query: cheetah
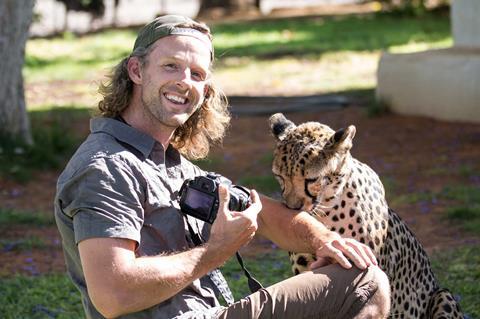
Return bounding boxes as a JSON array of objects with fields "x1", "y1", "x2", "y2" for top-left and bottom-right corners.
[{"x1": 269, "y1": 113, "x2": 463, "y2": 319}]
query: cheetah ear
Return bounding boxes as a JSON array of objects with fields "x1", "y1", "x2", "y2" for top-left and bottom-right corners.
[
  {"x1": 326, "y1": 125, "x2": 356, "y2": 153},
  {"x1": 269, "y1": 113, "x2": 296, "y2": 141}
]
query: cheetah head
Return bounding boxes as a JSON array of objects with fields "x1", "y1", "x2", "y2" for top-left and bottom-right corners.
[{"x1": 269, "y1": 113, "x2": 356, "y2": 210}]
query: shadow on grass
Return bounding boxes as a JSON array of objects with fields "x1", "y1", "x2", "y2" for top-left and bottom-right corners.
[{"x1": 227, "y1": 88, "x2": 377, "y2": 117}]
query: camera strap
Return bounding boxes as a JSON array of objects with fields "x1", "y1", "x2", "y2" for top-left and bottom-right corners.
[
  {"x1": 235, "y1": 251, "x2": 264, "y2": 293},
  {"x1": 184, "y1": 217, "x2": 264, "y2": 305},
  {"x1": 185, "y1": 218, "x2": 235, "y2": 305}
]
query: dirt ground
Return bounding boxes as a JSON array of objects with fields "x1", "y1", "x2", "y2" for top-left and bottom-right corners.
[{"x1": 1, "y1": 95, "x2": 479, "y2": 276}]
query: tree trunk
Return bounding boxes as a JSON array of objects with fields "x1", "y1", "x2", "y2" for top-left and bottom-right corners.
[{"x1": 0, "y1": 0, "x2": 34, "y2": 144}]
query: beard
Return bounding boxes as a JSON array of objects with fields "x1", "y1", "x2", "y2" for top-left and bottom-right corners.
[{"x1": 141, "y1": 85, "x2": 202, "y2": 130}]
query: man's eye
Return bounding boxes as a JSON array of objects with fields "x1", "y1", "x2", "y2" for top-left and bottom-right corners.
[
  {"x1": 192, "y1": 71, "x2": 205, "y2": 81},
  {"x1": 164, "y1": 63, "x2": 177, "y2": 70}
]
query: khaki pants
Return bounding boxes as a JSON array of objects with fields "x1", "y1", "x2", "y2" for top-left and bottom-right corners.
[{"x1": 215, "y1": 264, "x2": 385, "y2": 319}]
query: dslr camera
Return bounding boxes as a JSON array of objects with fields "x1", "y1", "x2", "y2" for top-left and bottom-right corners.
[{"x1": 178, "y1": 173, "x2": 251, "y2": 224}]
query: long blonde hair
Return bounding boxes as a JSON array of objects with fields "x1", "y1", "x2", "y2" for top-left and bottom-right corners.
[{"x1": 97, "y1": 23, "x2": 230, "y2": 160}]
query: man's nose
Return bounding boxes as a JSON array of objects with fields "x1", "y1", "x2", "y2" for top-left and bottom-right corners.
[{"x1": 175, "y1": 69, "x2": 193, "y2": 89}]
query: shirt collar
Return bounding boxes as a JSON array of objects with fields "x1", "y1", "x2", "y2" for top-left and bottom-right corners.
[{"x1": 90, "y1": 117, "x2": 181, "y2": 165}]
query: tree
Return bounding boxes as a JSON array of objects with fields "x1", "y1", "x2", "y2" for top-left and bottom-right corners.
[
  {"x1": 0, "y1": 0, "x2": 35, "y2": 145},
  {"x1": 197, "y1": 0, "x2": 261, "y2": 18}
]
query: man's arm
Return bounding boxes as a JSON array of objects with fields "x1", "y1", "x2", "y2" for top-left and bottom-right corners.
[
  {"x1": 256, "y1": 194, "x2": 377, "y2": 269},
  {"x1": 79, "y1": 237, "x2": 219, "y2": 318},
  {"x1": 78, "y1": 187, "x2": 261, "y2": 318}
]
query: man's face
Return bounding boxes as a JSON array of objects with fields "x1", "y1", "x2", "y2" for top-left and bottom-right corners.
[{"x1": 137, "y1": 35, "x2": 211, "y2": 129}]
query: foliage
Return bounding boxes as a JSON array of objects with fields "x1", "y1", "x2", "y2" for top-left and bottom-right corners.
[{"x1": 366, "y1": 98, "x2": 391, "y2": 117}]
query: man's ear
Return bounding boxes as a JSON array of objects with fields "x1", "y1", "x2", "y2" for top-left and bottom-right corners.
[
  {"x1": 127, "y1": 57, "x2": 143, "y2": 85},
  {"x1": 204, "y1": 84, "x2": 210, "y2": 98}
]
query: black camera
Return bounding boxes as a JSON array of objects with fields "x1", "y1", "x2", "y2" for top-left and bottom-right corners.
[{"x1": 178, "y1": 173, "x2": 251, "y2": 224}]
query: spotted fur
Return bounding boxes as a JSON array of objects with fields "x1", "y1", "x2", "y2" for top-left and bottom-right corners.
[{"x1": 269, "y1": 113, "x2": 463, "y2": 319}]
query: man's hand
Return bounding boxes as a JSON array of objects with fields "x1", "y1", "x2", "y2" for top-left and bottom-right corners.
[
  {"x1": 309, "y1": 233, "x2": 378, "y2": 270},
  {"x1": 207, "y1": 185, "x2": 262, "y2": 257}
]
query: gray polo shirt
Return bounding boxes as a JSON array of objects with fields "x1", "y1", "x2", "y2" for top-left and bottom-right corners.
[{"x1": 54, "y1": 117, "x2": 225, "y2": 318}]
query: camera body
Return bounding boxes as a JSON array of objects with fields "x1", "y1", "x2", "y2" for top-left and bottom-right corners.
[{"x1": 178, "y1": 173, "x2": 251, "y2": 224}]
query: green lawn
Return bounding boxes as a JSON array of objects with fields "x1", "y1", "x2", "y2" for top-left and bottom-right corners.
[
  {"x1": 24, "y1": 11, "x2": 451, "y2": 102},
  {"x1": 1, "y1": 246, "x2": 478, "y2": 318}
]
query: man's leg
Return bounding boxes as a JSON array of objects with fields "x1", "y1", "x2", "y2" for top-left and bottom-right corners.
[{"x1": 215, "y1": 264, "x2": 390, "y2": 319}]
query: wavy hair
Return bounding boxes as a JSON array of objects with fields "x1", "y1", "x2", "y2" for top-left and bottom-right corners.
[{"x1": 97, "y1": 22, "x2": 230, "y2": 160}]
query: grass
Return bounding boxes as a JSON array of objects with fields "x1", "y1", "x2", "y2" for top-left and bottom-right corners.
[
  {"x1": 388, "y1": 184, "x2": 480, "y2": 235},
  {"x1": 0, "y1": 209, "x2": 54, "y2": 227},
  {"x1": 0, "y1": 107, "x2": 88, "y2": 181},
  {"x1": 237, "y1": 174, "x2": 280, "y2": 195},
  {"x1": 430, "y1": 246, "x2": 480, "y2": 318},
  {"x1": 0, "y1": 246, "x2": 477, "y2": 318},
  {"x1": 24, "y1": 10, "x2": 451, "y2": 102},
  {"x1": 0, "y1": 274, "x2": 84, "y2": 319},
  {"x1": 212, "y1": 12, "x2": 450, "y2": 59},
  {"x1": 0, "y1": 236, "x2": 47, "y2": 252},
  {"x1": 221, "y1": 249, "x2": 291, "y2": 300},
  {"x1": 25, "y1": 30, "x2": 136, "y2": 82}
]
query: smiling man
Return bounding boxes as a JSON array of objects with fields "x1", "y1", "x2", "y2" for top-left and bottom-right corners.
[{"x1": 54, "y1": 15, "x2": 390, "y2": 319}]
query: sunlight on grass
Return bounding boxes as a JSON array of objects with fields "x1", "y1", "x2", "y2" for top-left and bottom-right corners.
[
  {"x1": 25, "y1": 11, "x2": 452, "y2": 108},
  {"x1": 389, "y1": 37, "x2": 452, "y2": 53},
  {"x1": 25, "y1": 30, "x2": 135, "y2": 82},
  {"x1": 214, "y1": 51, "x2": 380, "y2": 95}
]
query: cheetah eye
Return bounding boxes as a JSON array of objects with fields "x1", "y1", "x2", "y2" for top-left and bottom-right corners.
[{"x1": 304, "y1": 177, "x2": 319, "y2": 199}]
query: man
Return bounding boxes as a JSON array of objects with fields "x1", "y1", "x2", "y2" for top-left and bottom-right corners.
[{"x1": 55, "y1": 15, "x2": 390, "y2": 319}]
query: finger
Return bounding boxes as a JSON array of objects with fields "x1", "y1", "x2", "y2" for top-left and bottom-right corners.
[
  {"x1": 218, "y1": 184, "x2": 230, "y2": 212},
  {"x1": 249, "y1": 189, "x2": 260, "y2": 204},
  {"x1": 362, "y1": 244, "x2": 378, "y2": 266},
  {"x1": 242, "y1": 190, "x2": 262, "y2": 220},
  {"x1": 320, "y1": 245, "x2": 352, "y2": 269},
  {"x1": 334, "y1": 241, "x2": 367, "y2": 270},
  {"x1": 346, "y1": 240, "x2": 373, "y2": 267}
]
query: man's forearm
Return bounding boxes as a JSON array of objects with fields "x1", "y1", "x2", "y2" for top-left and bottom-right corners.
[
  {"x1": 79, "y1": 238, "x2": 226, "y2": 318},
  {"x1": 257, "y1": 194, "x2": 336, "y2": 253},
  {"x1": 118, "y1": 246, "x2": 221, "y2": 313}
]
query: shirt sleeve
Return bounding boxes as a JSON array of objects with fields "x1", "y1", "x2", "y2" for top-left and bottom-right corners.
[{"x1": 58, "y1": 155, "x2": 145, "y2": 245}]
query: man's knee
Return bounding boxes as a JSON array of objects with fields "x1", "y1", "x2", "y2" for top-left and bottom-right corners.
[{"x1": 354, "y1": 266, "x2": 391, "y2": 319}]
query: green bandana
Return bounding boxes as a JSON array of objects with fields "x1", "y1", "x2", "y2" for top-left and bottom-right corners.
[{"x1": 133, "y1": 15, "x2": 213, "y2": 60}]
